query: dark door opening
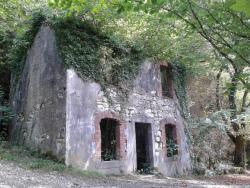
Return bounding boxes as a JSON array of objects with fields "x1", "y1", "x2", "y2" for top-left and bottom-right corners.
[{"x1": 135, "y1": 123, "x2": 153, "y2": 173}]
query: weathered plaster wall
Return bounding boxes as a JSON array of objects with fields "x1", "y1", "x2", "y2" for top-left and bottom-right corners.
[
  {"x1": 66, "y1": 60, "x2": 191, "y2": 176},
  {"x1": 65, "y1": 69, "x2": 100, "y2": 169},
  {"x1": 11, "y1": 25, "x2": 66, "y2": 160}
]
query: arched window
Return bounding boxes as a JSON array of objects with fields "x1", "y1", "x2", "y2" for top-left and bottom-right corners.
[
  {"x1": 100, "y1": 118, "x2": 119, "y2": 161},
  {"x1": 165, "y1": 124, "x2": 178, "y2": 157},
  {"x1": 160, "y1": 65, "x2": 173, "y2": 98}
]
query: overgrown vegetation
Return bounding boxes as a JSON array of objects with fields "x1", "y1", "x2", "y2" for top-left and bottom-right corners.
[
  {"x1": 8, "y1": 12, "x2": 145, "y2": 100},
  {"x1": 53, "y1": 17, "x2": 144, "y2": 93},
  {"x1": 166, "y1": 139, "x2": 178, "y2": 158},
  {"x1": 171, "y1": 62, "x2": 189, "y2": 117},
  {"x1": 9, "y1": 11, "x2": 187, "y2": 108},
  {"x1": 0, "y1": 141, "x2": 103, "y2": 177},
  {"x1": 0, "y1": 0, "x2": 48, "y2": 94}
]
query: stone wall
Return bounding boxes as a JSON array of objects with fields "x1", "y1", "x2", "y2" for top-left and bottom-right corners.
[
  {"x1": 66, "y1": 60, "x2": 191, "y2": 176},
  {"x1": 10, "y1": 25, "x2": 66, "y2": 160}
]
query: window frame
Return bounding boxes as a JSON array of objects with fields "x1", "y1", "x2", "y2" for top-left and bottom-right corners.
[
  {"x1": 93, "y1": 111, "x2": 127, "y2": 161},
  {"x1": 100, "y1": 118, "x2": 119, "y2": 161},
  {"x1": 159, "y1": 64, "x2": 174, "y2": 98},
  {"x1": 164, "y1": 124, "x2": 178, "y2": 157}
]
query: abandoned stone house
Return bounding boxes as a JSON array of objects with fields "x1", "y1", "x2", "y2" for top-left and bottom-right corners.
[{"x1": 10, "y1": 24, "x2": 191, "y2": 176}]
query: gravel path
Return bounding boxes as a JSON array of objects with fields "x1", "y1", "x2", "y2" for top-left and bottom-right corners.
[{"x1": 0, "y1": 161, "x2": 250, "y2": 188}]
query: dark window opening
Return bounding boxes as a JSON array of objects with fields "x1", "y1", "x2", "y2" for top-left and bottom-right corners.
[
  {"x1": 165, "y1": 124, "x2": 178, "y2": 157},
  {"x1": 100, "y1": 118, "x2": 118, "y2": 161},
  {"x1": 135, "y1": 123, "x2": 153, "y2": 174},
  {"x1": 160, "y1": 65, "x2": 173, "y2": 98}
]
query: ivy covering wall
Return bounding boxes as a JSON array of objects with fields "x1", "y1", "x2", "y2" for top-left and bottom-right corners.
[
  {"x1": 54, "y1": 17, "x2": 145, "y2": 93},
  {"x1": 9, "y1": 12, "x2": 189, "y2": 115}
]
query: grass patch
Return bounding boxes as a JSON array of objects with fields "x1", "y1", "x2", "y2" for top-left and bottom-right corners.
[
  {"x1": 0, "y1": 141, "x2": 66, "y2": 171},
  {"x1": 0, "y1": 141, "x2": 104, "y2": 178}
]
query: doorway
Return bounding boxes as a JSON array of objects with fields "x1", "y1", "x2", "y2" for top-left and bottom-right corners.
[{"x1": 135, "y1": 123, "x2": 153, "y2": 173}]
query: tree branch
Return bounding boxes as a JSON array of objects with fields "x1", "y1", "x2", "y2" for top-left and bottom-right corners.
[
  {"x1": 215, "y1": 66, "x2": 236, "y2": 142},
  {"x1": 162, "y1": 6, "x2": 237, "y2": 67},
  {"x1": 226, "y1": 129, "x2": 236, "y2": 143},
  {"x1": 186, "y1": 0, "x2": 250, "y2": 66},
  {"x1": 228, "y1": 69, "x2": 241, "y2": 132},
  {"x1": 196, "y1": 4, "x2": 250, "y2": 39},
  {"x1": 216, "y1": 67, "x2": 223, "y2": 111},
  {"x1": 241, "y1": 89, "x2": 249, "y2": 113}
]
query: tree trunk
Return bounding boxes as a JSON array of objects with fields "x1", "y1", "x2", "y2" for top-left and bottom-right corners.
[{"x1": 234, "y1": 135, "x2": 246, "y2": 167}]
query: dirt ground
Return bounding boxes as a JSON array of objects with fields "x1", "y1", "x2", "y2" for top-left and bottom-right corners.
[{"x1": 0, "y1": 161, "x2": 250, "y2": 188}]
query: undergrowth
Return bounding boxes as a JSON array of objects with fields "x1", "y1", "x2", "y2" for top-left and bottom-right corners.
[{"x1": 0, "y1": 141, "x2": 104, "y2": 178}]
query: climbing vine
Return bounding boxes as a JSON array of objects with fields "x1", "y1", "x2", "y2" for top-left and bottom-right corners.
[
  {"x1": 9, "y1": 12, "x2": 144, "y2": 99},
  {"x1": 9, "y1": 12, "x2": 189, "y2": 112},
  {"x1": 53, "y1": 17, "x2": 144, "y2": 93},
  {"x1": 171, "y1": 61, "x2": 194, "y2": 153},
  {"x1": 171, "y1": 62, "x2": 189, "y2": 118}
]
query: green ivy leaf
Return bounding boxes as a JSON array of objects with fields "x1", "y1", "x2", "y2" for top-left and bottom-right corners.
[
  {"x1": 231, "y1": 0, "x2": 250, "y2": 16},
  {"x1": 152, "y1": 0, "x2": 157, "y2": 5}
]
